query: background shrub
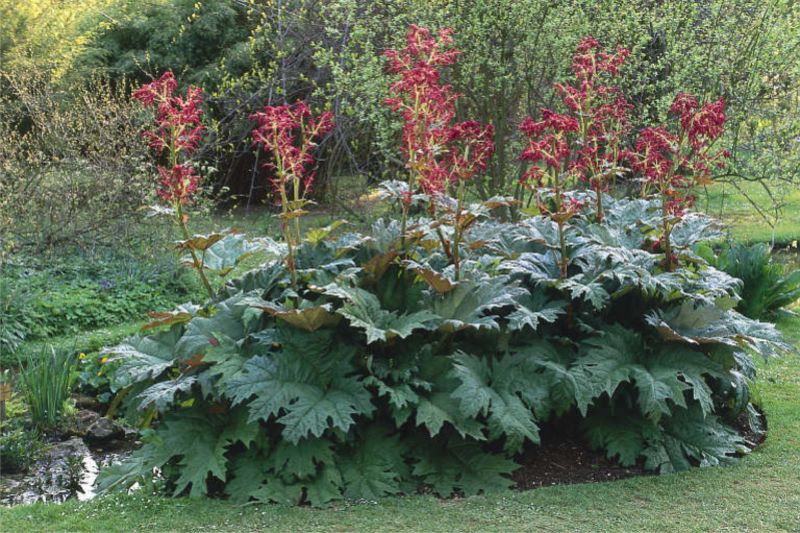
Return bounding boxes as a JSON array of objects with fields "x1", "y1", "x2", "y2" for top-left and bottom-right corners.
[
  {"x1": 0, "y1": 69, "x2": 155, "y2": 251},
  {"x1": 2, "y1": 1, "x2": 797, "y2": 217}
]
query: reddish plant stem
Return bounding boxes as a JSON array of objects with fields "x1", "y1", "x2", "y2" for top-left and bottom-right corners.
[
  {"x1": 558, "y1": 220, "x2": 568, "y2": 279},
  {"x1": 175, "y1": 201, "x2": 214, "y2": 298}
]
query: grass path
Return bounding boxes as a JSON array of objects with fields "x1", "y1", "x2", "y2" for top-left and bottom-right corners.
[{"x1": 2, "y1": 316, "x2": 798, "y2": 532}]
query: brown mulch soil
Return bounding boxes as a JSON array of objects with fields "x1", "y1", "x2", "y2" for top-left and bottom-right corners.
[
  {"x1": 511, "y1": 406, "x2": 768, "y2": 491},
  {"x1": 512, "y1": 438, "x2": 645, "y2": 490},
  {"x1": 733, "y1": 406, "x2": 768, "y2": 448}
]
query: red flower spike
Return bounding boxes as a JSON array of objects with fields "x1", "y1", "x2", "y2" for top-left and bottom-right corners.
[
  {"x1": 157, "y1": 164, "x2": 201, "y2": 204},
  {"x1": 132, "y1": 72, "x2": 177, "y2": 107},
  {"x1": 384, "y1": 24, "x2": 493, "y2": 199},
  {"x1": 626, "y1": 91, "x2": 728, "y2": 229},
  {"x1": 519, "y1": 35, "x2": 632, "y2": 211},
  {"x1": 249, "y1": 102, "x2": 334, "y2": 206},
  {"x1": 134, "y1": 71, "x2": 206, "y2": 205}
]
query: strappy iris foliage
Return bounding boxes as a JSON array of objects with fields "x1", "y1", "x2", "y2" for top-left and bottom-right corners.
[
  {"x1": 98, "y1": 193, "x2": 788, "y2": 505},
  {"x1": 705, "y1": 242, "x2": 800, "y2": 319}
]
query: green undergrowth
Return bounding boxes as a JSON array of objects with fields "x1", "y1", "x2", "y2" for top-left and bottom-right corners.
[
  {"x1": 0, "y1": 250, "x2": 204, "y2": 360},
  {"x1": 1, "y1": 315, "x2": 796, "y2": 533},
  {"x1": 17, "y1": 322, "x2": 147, "y2": 356}
]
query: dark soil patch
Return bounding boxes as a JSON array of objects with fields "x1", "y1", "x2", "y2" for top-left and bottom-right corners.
[
  {"x1": 732, "y1": 405, "x2": 768, "y2": 449},
  {"x1": 511, "y1": 406, "x2": 769, "y2": 491},
  {"x1": 512, "y1": 438, "x2": 645, "y2": 490},
  {"x1": 510, "y1": 418, "x2": 647, "y2": 490}
]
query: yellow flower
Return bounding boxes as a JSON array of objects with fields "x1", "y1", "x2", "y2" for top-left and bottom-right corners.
[
  {"x1": 100, "y1": 357, "x2": 108, "y2": 364},
  {"x1": 358, "y1": 190, "x2": 383, "y2": 204},
  {"x1": 79, "y1": 352, "x2": 86, "y2": 360}
]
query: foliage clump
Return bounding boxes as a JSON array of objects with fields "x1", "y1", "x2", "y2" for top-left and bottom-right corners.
[
  {"x1": 16, "y1": 346, "x2": 77, "y2": 431},
  {"x1": 99, "y1": 192, "x2": 787, "y2": 504},
  {"x1": 705, "y1": 242, "x2": 800, "y2": 320}
]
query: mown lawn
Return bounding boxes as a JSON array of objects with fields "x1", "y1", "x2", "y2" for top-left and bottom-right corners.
[
  {"x1": 2, "y1": 313, "x2": 798, "y2": 533},
  {"x1": 701, "y1": 181, "x2": 800, "y2": 244}
]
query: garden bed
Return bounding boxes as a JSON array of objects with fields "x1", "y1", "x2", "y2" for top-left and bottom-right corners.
[{"x1": 1, "y1": 17, "x2": 798, "y2": 525}]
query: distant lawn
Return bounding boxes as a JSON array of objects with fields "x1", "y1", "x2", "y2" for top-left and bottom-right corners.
[
  {"x1": 192, "y1": 177, "x2": 800, "y2": 246},
  {"x1": 2, "y1": 314, "x2": 798, "y2": 533},
  {"x1": 700, "y1": 180, "x2": 800, "y2": 244}
]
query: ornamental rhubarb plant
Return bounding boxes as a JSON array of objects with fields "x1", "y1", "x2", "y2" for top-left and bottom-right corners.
[
  {"x1": 250, "y1": 102, "x2": 334, "y2": 291},
  {"x1": 99, "y1": 29, "x2": 774, "y2": 509},
  {"x1": 519, "y1": 37, "x2": 631, "y2": 277},
  {"x1": 383, "y1": 24, "x2": 494, "y2": 274},
  {"x1": 625, "y1": 93, "x2": 729, "y2": 271},
  {"x1": 98, "y1": 194, "x2": 788, "y2": 504},
  {"x1": 133, "y1": 72, "x2": 214, "y2": 298}
]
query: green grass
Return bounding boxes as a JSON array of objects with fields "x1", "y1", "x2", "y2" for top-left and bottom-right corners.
[
  {"x1": 700, "y1": 181, "x2": 800, "y2": 244},
  {"x1": 2, "y1": 315, "x2": 798, "y2": 532},
  {"x1": 19, "y1": 322, "x2": 146, "y2": 355},
  {"x1": 2, "y1": 322, "x2": 147, "y2": 369}
]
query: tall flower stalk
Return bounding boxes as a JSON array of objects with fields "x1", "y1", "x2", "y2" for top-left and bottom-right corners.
[
  {"x1": 446, "y1": 120, "x2": 494, "y2": 278},
  {"x1": 518, "y1": 37, "x2": 728, "y2": 274},
  {"x1": 558, "y1": 37, "x2": 631, "y2": 222},
  {"x1": 626, "y1": 93, "x2": 728, "y2": 271},
  {"x1": 384, "y1": 24, "x2": 493, "y2": 276},
  {"x1": 519, "y1": 37, "x2": 631, "y2": 277},
  {"x1": 250, "y1": 102, "x2": 334, "y2": 291},
  {"x1": 519, "y1": 110, "x2": 583, "y2": 278},
  {"x1": 133, "y1": 72, "x2": 214, "y2": 298}
]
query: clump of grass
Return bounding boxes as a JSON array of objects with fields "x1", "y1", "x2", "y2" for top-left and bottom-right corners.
[{"x1": 17, "y1": 346, "x2": 77, "y2": 431}]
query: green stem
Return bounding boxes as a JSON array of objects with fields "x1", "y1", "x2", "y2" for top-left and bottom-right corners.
[
  {"x1": 435, "y1": 225, "x2": 452, "y2": 261},
  {"x1": 141, "y1": 405, "x2": 157, "y2": 429},
  {"x1": 105, "y1": 385, "x2": 131, "y2": 420},
  {"x1": 662, "y1": 201, "x2": 673, "y2": 272},
  {"x1": 278, "y1": 181, "x2": 298, "y2": 295},
  {"x1": 176, "y1": 202, "x2": 214, "y2": 298},
  {"x1": 292, "y1": 169, "x2": 302, "y2": 244},
  {"x1": 558, "y1": 220, "x2": 568, "y2": 279},
  {"x1": 453, "y1": 179, "x2": 466, "y2": 281},
  {"x1": 596, "y1": 190, "x2": 604, "y2": 223},
  {"x1": 284, "y1": 221, "x2": 298, "y2": 293},
  {"x1": 400, "y1": 204, "x2": 408, "y2": 252}
]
